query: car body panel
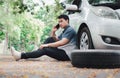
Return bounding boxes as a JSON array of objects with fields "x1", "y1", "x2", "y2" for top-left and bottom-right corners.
[{"x1": 61, "y1": 0, "x2": 120, "y2": 49}]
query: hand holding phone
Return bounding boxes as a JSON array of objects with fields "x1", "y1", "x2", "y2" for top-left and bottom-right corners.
[{"x1": 55, "y1": 24, "x2": 60, "y2": 29}]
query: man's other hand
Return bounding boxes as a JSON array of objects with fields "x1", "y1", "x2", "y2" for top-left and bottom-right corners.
[
  {"x1": 52, "y1": 26, "x2": 58, "y2": 33},
  {"x1": 40, "y1": 44, "x2": 49, "y2": 49}
]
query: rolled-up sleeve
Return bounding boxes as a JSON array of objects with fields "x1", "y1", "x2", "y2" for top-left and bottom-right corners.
[{"x1": 62, "y1": 29, "x2": 74, "y2": 40}]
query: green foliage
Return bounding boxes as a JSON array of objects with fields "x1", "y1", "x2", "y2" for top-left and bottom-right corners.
[
  {"x1": 12, "y1": 0, "x2": 27, "y2": 14},
  {"x1": 0, "y1": 0, "x2": 64, "y2": 52},
  {"x1": 0, "y1": 22, "x2": 4, "y2": 31},
  {"x1": 40, "y1": 26, "x2": 51, "y2": 43},
  {"x1": 35, "y1": 0, "x2": 64, "y2": 43},
  {"x1": 0, "y1": 32, "x2": 5, "y2": 41},
  {"x1": 19, "y1": 20, "x2": 34, "y2": 51},
  {"x1": 6, "y1": 14, "x2": 43, "y2": 52},
  {"x1": 0, "y1": 0, "x2": 4, "y2": 5},
  {"x1": 0, "y1": 0, "x2": 43, "y2": 52},
  {"x1": 0, "y1": 22, "x2": 5, "y2": 42}
]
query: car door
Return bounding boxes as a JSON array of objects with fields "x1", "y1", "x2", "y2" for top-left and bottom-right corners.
[{"x1": 68, "y1": 0, "x2": 83, "y2": 32}]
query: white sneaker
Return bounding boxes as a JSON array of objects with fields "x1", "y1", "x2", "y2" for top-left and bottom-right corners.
[{"x1": 11, "y1": 47, "x2": 21, "y2": 61}]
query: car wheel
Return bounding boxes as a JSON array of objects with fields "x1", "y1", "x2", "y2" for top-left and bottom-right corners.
[
  {"x1": 71, "y1": 50, "x2": 120, "y2": 68},
  {"x1": 78, "y1": 27, "x2": 94, "y2": 49}
]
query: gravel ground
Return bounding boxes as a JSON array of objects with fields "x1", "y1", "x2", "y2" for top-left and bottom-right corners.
[{"x1": 0, "y1": 55, "x2": 120, "y2": 78}]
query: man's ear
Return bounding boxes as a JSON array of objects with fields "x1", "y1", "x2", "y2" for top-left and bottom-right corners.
[{"x1": 66, "y1": 19, "x2": 69, "y2": 23}]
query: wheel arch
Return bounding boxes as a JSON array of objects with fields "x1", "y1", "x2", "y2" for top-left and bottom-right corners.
[
  {"x1": 77, "y1": 23, "x2": 88, "y2": 36},
  {"x1": 77, "y1": 23, "x2": 94, "y2": 49},
  {"x1": 77, "y1": 23, "x2": 89, "y2": 40}
]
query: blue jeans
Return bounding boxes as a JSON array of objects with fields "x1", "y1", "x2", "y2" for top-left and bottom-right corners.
[{"x1": 21, "y1": 37, "x2": 70, "y2": 61}]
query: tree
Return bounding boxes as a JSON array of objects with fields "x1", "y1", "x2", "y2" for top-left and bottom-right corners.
[
  {"x1": 0, "y1": 0, "x2": 64, "y2": 53},
  {"x1": 0, "y1": 0, "x2": 44, "y2": 53},
  {"x1": 35, "y1": 0, "x2": 64, "y2": 43}
]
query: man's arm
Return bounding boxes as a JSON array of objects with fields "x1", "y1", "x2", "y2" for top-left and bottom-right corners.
[{"x1": 50, "y1": 26, "x2": 59, "y2": 41}]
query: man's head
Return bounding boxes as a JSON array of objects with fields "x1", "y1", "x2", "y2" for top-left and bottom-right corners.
[{"x1": 57, "y1": 15, "x2": 69, "y2": 28}]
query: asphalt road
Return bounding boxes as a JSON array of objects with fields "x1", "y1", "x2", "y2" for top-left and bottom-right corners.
[{"x1": 0, "y1": 55, "x2": 120, "y2": 78}]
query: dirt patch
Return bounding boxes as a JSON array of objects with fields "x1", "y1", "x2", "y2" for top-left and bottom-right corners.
[{"x1": 0, "y1": 55, "x2": 120, "y2": 78}]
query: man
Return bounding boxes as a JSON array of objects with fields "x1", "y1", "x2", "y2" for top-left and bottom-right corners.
[{"x1": 11, "y1": 14, "x2": 77, "y2": 61}]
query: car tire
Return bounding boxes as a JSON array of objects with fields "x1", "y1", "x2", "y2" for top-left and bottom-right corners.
[
  {"x1": 78, "y1": 27, "x2": 94, "y2": 49},
  {"x1": 71, "y1": 50, "x2": 120, "y2": 68}
]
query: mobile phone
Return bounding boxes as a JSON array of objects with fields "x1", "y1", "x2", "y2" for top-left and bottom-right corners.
[{"x1": 55, "y1": 24, "x2": 60, "y2": 29}]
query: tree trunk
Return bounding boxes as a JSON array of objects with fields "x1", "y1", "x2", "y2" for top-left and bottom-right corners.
[{"x1": 3, "y1": 32, "x2": 9, "y2": 55}]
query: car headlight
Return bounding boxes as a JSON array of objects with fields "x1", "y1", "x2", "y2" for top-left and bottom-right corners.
[{"x1": 91, "y1": 6, "x2": 119, "y2": 19}]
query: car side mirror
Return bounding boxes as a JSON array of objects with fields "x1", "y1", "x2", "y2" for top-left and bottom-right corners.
[{"x1": 61, "y1": 3, "x2": 81, "y2": 12}]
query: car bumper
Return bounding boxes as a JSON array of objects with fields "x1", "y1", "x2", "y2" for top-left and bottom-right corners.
[{"x1": 89, "y1": 18, "x2": 120, "y2": 49}]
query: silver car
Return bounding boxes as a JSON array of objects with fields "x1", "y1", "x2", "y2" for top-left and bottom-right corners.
[{"x1": 61, "y1": 0, "x2": 120, "y2": 50}]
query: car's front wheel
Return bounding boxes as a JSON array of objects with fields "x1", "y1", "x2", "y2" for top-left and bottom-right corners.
[{"x1": 78, "y1": 27, "x2": 94, "y2": 49}]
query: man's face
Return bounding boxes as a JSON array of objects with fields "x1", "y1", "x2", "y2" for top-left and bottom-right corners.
[{"x1": 58, "y1": 18, "x2": 68, "y2": 28}]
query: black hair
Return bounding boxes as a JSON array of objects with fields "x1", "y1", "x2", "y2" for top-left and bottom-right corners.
[{"x1": 57, "y1": 14, "x2": 69, "y2": 23}]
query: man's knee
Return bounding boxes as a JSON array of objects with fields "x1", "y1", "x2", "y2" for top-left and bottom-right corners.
[{"x1": 44, "y1": 37, "x2": 56, "y2": 44}]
